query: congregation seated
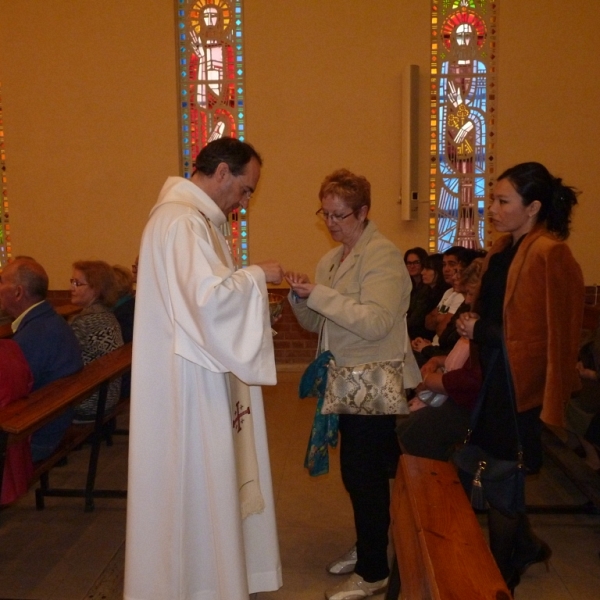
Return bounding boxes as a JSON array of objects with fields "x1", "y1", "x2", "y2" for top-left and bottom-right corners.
[
  {"x1": 69, "y1": 261, "x2": 124, "y2": 423},
  {"x1": 397, "y1": 259, "x2": 484, "y2": 461},
  {"x1": 0, "y1": 340, "x2": 33, "y2": 505},
  {"x1": 111, "y1": 264, "x2": 136, "y2": 398},
  {"x1": 0, "y1": 258, "x2": 83, "y2": 461},
  {"x1": 412, "y1": 248, "x2": 484, "y2": 365},
  {"x1": 406, "y1": 253, "x2": 448, "y2": 341}
]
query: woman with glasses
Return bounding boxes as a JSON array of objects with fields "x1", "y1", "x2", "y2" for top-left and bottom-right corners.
[
  {"x1": 406, "y1": 252, "x2": 448, "y2": 341},
  {"x1": 286, "y1": 169, "x2": 420, "y2": 600},
  {"x1": 404, "y1": 247, "x2": 428, "y2": 293},
  {"x1": 69, "y1": 260, "x2": 124, "y2": 422}
]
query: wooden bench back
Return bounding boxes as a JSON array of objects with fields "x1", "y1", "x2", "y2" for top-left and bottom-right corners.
[{"x1": 0, "y1": 342, "x2": 132, "y2": 439}]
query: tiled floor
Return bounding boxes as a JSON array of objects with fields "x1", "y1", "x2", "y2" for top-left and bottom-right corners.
[{"x1": 0, "y1": 368, "x2": 599, "y2": 599}]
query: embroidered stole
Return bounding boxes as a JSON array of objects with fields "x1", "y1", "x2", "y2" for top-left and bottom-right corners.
[{"x1": 201, "y1": 211, "x2": 265, "y2": 519}]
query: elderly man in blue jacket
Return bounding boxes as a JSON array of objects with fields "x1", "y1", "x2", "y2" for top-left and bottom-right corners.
[{"x1": 0, "y1": 258, "x2": 83, "y2": 461}]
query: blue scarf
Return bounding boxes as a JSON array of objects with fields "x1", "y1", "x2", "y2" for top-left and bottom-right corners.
[{"x1": 299, "y1": 350, "x2": 339, "y2": 476}]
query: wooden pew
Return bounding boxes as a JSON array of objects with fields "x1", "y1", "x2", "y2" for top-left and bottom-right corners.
[
  {"x1": 389, "y1": 454, "x2": 511, "y2": 600},
  {"x1": 0, "y1": 342, "x2": 132, "y2": 513}
]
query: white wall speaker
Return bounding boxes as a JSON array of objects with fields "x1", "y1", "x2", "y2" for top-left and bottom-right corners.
[{"x1": 401, "y1": 64, "x2": 419, "y2": 221}]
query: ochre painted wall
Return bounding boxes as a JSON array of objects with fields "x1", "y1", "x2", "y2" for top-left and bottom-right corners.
[{"x1": 0, "y1": 1, "x2": 598, "y2": 287}]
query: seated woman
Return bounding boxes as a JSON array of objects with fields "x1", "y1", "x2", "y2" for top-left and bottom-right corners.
[
  {"x1": 404, "y1": 246, "x2": 428, "y2": 305},
  {"x1": 407, "y1": 253, "x2": 448, "y2": 341},
  {"x1": 397, "y1": 259, "x2": 483, "y2": 461},
  {"x1": 111, "y1": 265, "x2": 135, "y2": 399},
  {"x1": 69, "y1": 261, "x2": 124, "y2": 422},
  {"x1": 0, "y1": 340, "x2": 33, "y2": 505}
]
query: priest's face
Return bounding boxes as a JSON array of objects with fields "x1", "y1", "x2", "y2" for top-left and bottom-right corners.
[{"x1": 214, "y1": 157, "x2": 261, "y2": 216}]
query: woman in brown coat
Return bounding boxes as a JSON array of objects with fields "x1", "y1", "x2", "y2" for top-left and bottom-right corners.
[{"x1": 458, "y1": 162, "x2": 584, "y2": 593}]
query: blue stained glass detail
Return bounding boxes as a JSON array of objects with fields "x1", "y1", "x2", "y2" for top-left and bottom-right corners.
[
  {"x1": 238, "y1": 124, "x2": 244, "y2": 131},
  {"x1": 240, "y1": 208, "x2": 247, "y2": 215},
  {"x1": 241, "y1": 221, "x2": 247, "y2": 226},
  {"x1": 237, "y1": 69, "x2": 243, "y2": 75},
  {"x1": 182, "y1": 102, "x2": 188, "y2": 107},
  {"x1": 181, "y1": 71, "x2": 187, "y2": 77}
]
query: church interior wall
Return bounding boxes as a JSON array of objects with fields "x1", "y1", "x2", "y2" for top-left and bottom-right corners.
[{"x1": 0, "y1": 1, "x2": 598, "y2": 287}]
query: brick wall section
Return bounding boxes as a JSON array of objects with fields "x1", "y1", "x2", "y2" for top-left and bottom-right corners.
[{"x1": 270, "y1": 288, "x2": 318, "y2": 365}]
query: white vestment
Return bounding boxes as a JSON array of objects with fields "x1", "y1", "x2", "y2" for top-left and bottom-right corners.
[{"x1": 124, "y1": 177, "x2": 282, "y2": 600}]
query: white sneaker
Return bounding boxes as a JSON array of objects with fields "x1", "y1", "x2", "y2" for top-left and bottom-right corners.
[
  {"x1": 325, "y1": 573, "x2": 388, "y2": 600},
  {"x1": 326, "y1": 545, "x2": 357, "y2": 575}
]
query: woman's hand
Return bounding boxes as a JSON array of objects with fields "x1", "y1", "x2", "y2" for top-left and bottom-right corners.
[
  {"x1": 285, "y1": 271, "x2": 310, "y2": 285},
  {"x1": 456, "y1": 311, "x2": 479, "y2": 339},
  {"x1": 285, "y1": 272, "x2": 315, "y2": 299},
  {"x1": 411, "y1": 337, "x2": 432, "y2": 352},
  {"x1": 408, "y1": 397, "x2": 428, "y2": 412},
  {"x1": 576, "y1": 361, "x2": 598, "y2": 381},
  {"x1": 420, "y1": 357, "x2": 442, "y2": 378},
  {"x1": 289, "y1": 282, "x2": 316, "y2": 299}
]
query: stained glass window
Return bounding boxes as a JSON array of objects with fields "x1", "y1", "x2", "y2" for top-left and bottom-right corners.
[
  {"x1": 0, "y1": 81, "x2": 10, "y2": 267},
  {"x1": 176, "y1": 0, "x2": 249, "y2": 267},
  {"x1": 429, "y1": 0, "x2": 496, "y2": 252}
]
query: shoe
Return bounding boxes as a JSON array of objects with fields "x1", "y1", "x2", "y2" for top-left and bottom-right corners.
[
  {"x1": 325, "y1": 573, "x2": 388, "y2": 600},
  {"x1": 326, "y1": 546, "x2": 357, "y2": 575},
  {"x1": 513, "y1": 540, "x2": 552, "y2": 575}
]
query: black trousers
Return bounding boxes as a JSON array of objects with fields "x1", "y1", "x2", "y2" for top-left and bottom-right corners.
[{"x1": 339, "y1": 414, "x2": 400, "y2": 582}]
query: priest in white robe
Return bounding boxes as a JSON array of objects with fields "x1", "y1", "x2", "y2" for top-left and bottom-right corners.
[{"x1": 124, "y1": 137, "x2": 284, "y2": 600}]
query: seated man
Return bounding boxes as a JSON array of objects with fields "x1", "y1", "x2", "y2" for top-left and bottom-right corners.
[{"x1": 0, "y1": 258, "x2": 83, "y2": 461}]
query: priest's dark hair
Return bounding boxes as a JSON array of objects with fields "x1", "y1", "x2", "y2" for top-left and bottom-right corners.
[{"x1": 194, "y1": 137, "x2": 263, "y2": 177}]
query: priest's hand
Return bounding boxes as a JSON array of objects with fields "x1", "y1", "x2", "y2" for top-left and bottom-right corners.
[{"x1": 256, "y1": 260, "x2": 284, "y2": 284}]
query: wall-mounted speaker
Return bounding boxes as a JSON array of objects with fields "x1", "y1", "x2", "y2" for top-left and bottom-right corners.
[{"x1": 401, "y1": 64, "x2": 419, "y2": 221}]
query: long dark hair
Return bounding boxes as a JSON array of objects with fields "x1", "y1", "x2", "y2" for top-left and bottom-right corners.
[
  {"x1": 422, "y1": 253, "x2": 446, "y2": 290},
  {"x1": 497, "y1": 162, "x2": 579, "y2": 240}
]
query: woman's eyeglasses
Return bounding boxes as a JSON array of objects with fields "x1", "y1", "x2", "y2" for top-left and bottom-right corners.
[
  {"x1": 70, "y1": 279, "x2": 88, "y2": 287},
  {"x1": 315, "y1": 208, "x2": 355, "y2": 223}
]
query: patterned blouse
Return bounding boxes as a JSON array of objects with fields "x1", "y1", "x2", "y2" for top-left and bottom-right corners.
[{"x1": 70, "y1": 303, "x2": 124, "y2": 421}]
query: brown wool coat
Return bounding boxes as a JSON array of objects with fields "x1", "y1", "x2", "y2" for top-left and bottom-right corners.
[{"x1": 480, "y1": 225, "x2": 584, "y2": 427}]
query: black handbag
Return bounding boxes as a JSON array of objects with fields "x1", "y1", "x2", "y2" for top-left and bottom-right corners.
[{"x1": 453, "y1": 344, "x2": 526, "y2": 517}]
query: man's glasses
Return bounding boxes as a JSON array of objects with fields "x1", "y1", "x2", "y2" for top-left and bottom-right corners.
[
  {"x1": 405, "y1": 260, "x2": 421, "y2": 266},
  {"x1": 315, "y1": 208, "x2": 355, "y2": 223}
]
